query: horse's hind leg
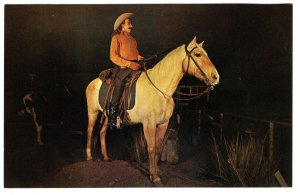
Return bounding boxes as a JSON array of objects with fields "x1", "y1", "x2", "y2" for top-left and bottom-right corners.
[
  {"x1": 99, "y1": 117, "x2": 110, "y2": 161},
  {"x1": 86, "y1": 111, "x2": 99, "y2": 160}
]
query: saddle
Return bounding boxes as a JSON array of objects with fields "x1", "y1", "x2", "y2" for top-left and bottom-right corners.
[{"x1": 98, "y1": 68, "x2": 142, "y2": 127}]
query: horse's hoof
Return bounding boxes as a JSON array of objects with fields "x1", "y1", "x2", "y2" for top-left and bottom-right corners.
[
  {"x1": 153, "y1": 177, "x2": 163, "y2": 187},
  {"x1": 103, "y1": 157, "x2": 112, "y2": 162},
  {"x1": 86, "y1": 156, "x2": 93, "y2": 161}
]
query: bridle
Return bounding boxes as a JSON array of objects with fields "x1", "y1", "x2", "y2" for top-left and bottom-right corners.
[
  {"x1": 143, "y1": 44, "x2": 214, "y2": 100},
  {"x1": 183, "y1": 45, "x2": 215, "y2": 90}
]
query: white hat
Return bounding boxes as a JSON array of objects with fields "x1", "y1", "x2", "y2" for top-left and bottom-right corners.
[{"x1": 114, "y1": 12, "x2": 134, "y2": 31}]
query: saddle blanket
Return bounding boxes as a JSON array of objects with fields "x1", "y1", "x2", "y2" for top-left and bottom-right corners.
[{"x1": 98, "y1": 70, "x2": 142, "y2": 113}]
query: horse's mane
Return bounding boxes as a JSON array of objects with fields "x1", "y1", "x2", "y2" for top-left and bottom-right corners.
[{"x1": 147, "y1": 45, "x2": 186, "y2": 80}]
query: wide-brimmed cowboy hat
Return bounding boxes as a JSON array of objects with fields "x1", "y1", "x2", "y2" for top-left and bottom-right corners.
[{"x1": 114, "y1": 12, "x2": 134, "y2": 31}]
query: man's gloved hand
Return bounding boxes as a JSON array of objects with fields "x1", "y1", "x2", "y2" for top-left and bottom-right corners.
[
  {"x1": 138, "y1": 55, "x2": 144, "y2": 61},
  {"x1": 129, "y1": 62, "x2": 141, "y2": 71}
]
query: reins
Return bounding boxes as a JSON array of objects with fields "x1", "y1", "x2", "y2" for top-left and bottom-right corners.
[
  {"x1": 140, "y1": 46, "x2": 178, "y2": 65},
  {"x1": 143, "y1": 68, "x2": 173, "y2": 99},
  {"x1": 142, "y1": 45, "x2": 213, "y2": 101}
]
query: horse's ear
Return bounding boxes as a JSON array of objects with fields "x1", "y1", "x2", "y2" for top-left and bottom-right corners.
[
  {"x1": 187, "y1": 37, "x2": 197, "y2": 51},
  {"x1": 196, "y1": 41, "x2": 204, "y2": 48},
  {"x1": 199, "y1": 41, "x2": 204, "y2": 47}
]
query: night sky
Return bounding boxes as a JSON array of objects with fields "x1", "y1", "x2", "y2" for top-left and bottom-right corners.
[{"x1": 4, "y1": 4, "x2": 292, "y2": 121}]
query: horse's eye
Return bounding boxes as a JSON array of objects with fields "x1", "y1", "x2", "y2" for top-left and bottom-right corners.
[{"x1": 195, "y1": 53, "x2": 201, "y2": 57}]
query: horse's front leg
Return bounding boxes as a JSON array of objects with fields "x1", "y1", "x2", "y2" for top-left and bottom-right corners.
[
  {"x1": 35, "y1": 124, "x2": 43, "y2": 146},
  {"x1": 143, "y1": 121, "x2": 162, "y2": 185},
  {"x1": 100, "y1": 117, "x2": 110, "y2": 161},
  {"x1": 155, "y1": 121, "x2": 170, "y2": 176},
  {"x1": 156, "y1": 121, "x2": 169, "y2": 160},
  {"x1": 32, "y1": 109, "x2": 43, "y2": 146},
  {"x1": 86, "y1": 112, "x2": 99, "y2": 160}
]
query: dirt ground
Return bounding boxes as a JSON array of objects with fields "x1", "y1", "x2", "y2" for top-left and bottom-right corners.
[{"x1": 4, "y1": 117, "x2": 224, "y2": 188}]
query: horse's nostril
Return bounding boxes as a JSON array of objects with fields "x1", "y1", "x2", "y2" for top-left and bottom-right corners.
[{"x1": 213, "y1": 74, "x2": 218, "y2": 80}]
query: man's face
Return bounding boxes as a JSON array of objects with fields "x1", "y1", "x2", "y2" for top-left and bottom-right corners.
[{"x1": 121, "y1": 18, "x2": 133, "y2": 33}]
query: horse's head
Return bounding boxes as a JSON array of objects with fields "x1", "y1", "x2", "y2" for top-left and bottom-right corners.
[{"x1": 183, "y1": 37, "x2": 220, "y2": 87}]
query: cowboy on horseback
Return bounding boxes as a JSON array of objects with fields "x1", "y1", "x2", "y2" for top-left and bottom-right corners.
[{"x1": 109, "y1": 12, "x2": 144, "y2": 126}]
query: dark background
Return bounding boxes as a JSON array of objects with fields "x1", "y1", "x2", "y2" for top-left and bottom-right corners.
[{"x1": 4, "y1": 4, "x2": 292, "y2": 121}]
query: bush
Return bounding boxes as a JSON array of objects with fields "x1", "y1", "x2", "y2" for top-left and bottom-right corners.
[{"x1": 211, "y1": 133, "x2": 278, "y2": 186}]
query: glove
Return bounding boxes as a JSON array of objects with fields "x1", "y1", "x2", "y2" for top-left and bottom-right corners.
[{"x1": 129, "y1": 62, "x2": 141, "y2": 71}]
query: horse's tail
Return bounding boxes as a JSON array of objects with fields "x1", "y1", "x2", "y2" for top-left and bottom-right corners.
[{"x1": 86, "y1": 78, "x2": 102, "y2": 114}]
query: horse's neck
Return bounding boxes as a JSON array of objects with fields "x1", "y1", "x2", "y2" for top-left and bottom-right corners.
[{"x1": 146, "y1": 45, "x2": 186, "y2": 96}]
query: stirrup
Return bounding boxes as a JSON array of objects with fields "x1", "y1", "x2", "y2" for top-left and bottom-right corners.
[{"x1": 108, "y1": 116, "x2": 122, "y2": 129}]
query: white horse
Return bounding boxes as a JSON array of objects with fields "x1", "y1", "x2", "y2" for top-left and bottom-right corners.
[{"x1": 85, "y1": 37, "x2": 220, "y2": 185}]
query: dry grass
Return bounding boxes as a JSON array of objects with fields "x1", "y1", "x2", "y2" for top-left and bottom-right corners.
[
  {"x1": 211, "y1": 133, "x2": 278, "y2": 186},
  {"x1": 131, "y1": 127, "x2": 148, "y2": 162}
]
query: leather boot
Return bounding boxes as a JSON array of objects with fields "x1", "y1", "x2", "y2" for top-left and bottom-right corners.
[{"x1": 108, "y1": 103, "x2": 119, "y2": 128}]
